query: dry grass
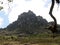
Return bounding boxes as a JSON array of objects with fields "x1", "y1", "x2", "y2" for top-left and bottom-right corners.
[
  {"x1": 0, "y1": 42, "x2": 60, "y2": 45},
  {"x1": 0, "y1": 38, "x2": 60, "y2": 45},
  {"x1": 0, "y1": 34, "x2": 60, "y2": 45}
]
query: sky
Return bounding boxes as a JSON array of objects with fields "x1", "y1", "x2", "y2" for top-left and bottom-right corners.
[{"x1": 0, "y1": 0, "x2": 60, "y2": 28}]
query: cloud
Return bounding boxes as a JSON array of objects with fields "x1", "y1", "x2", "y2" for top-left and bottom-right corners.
[
  {"x1": 53, "y1": 3, "x2": 60, "y2": 24},
  {"x1": 1, "y1": 0, "x2": 60, "y2": 24},
  {"x1": 25, "y1": 0, "x2": 32, "y2": 1},
  {"x1": 8, "y1": 0, "x2": 49, "y2": 23},
  {"x1": 0, "y1": 0, "x2": 53, "y2": 23},
  {"x1": 0, "y1": 17, "x2": 3, "y2": 26}
]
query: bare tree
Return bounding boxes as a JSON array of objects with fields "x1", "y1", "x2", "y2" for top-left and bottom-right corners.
[{"x1": 49, "y1": 0, "x2": 60, "y2": 38}]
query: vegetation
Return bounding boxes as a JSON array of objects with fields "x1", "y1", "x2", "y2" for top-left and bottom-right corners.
[
  {"x1": 49, "y1": 0, "x2": 60, "y2": 38},
  {"x1": 0, "y1": 34, "x2": 60, "y2": 45},
  {"x1": 0, "y1": 10, "x2": 60, "y2": 45},
  {"x1": 0, "y1": 0, "x2": 60, "y2": 45}
]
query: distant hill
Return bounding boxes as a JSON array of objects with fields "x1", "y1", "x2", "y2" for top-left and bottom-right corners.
[
  {"x1": 1, "y1": 10, "x2": 60, "y2": 35},
  {"x1": 4, "y1": 10, "x2": 49, "y2": 34}
]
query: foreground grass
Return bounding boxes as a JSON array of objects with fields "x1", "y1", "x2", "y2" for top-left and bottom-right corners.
[{"x1": 0, "y1": 34, "x2": 60, "y2": 45}]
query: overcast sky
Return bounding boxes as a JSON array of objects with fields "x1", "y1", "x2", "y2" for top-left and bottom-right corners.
[{"x1": 0, "y1": 0, "x2": 60, "y2": 28}]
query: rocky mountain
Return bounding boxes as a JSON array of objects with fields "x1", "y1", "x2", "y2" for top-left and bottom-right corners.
[
  {"x1": 0, "y1": 10, "x2": 52, "y2": 36},
  {"x1": 5, "y1": 10, "x2": 49, "y2": 34}
]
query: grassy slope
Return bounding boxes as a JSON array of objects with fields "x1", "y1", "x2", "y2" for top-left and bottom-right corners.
[{"x1": 0, "y1": 34, "x2": 60, "y2": 45}]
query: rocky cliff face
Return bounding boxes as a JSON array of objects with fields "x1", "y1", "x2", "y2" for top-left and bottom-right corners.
[{"x1": 6, "y1": 10, "x2": 48, "y2": 34}]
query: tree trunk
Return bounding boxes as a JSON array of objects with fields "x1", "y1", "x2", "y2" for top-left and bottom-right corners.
[{"x1": 49, "y1": 0, "x2": 57, "y2": 34}]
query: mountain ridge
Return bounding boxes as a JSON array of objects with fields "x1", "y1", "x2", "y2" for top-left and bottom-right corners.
[{"x1": 0, "y1": 10, "x2": 60, "y2": 35}]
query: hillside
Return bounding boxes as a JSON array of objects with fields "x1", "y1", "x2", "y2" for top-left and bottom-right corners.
[{"x1": 0, "y1": 10, "x2": 60, "y2": 35}]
